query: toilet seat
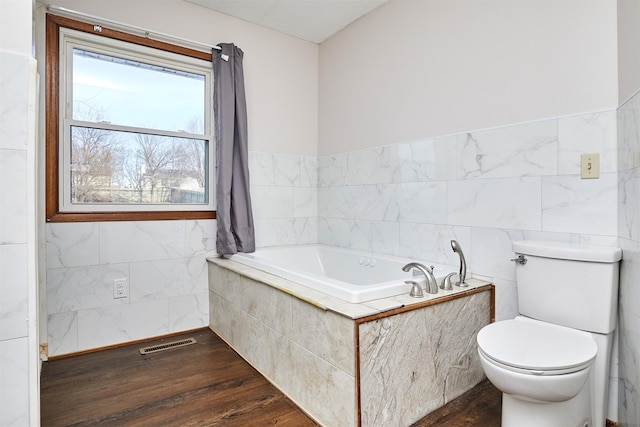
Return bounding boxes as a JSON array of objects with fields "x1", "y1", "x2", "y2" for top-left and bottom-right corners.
[{"x1": 477, "y1": 319, "x2": 597, "y2": 376}]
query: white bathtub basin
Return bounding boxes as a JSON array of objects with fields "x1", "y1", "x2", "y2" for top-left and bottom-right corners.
[{"x1": 229, "y1": 244, "x2": 460, "y2": 303}]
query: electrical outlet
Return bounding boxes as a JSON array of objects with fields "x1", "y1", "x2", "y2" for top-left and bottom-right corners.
[
  {"x1": 581, "y1": 153, "x2": 600, "y2": 179},
  {"x1": 113, "y1": 278, "x2": 128, "y2": 299}
]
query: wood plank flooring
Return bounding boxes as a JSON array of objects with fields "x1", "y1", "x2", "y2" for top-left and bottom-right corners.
[
  {"x1": 40, "y1": 328, "x2": 501, "y2": 426},
  {"x1": 412, "y1": 379, "x2": 501, "y2": 427}
]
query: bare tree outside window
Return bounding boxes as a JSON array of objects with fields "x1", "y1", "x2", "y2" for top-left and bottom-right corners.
[
  {"x1": 177, "y1": 117, "x2": 207, "y2": 188},
  {"x1": 134, "y1": 133, "x2": 174, "y2": 202},
  {"x1": 70, "y1": 109, "x2": 119, "y2": 203},
  {"x1": 121, "y1": 153, "x2": 147, "y2": 203},
  {"x1": 70, "y1": 127, "x2": 208, "y2": 206}
]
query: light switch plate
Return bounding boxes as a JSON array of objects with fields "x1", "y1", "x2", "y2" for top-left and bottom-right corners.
[{"x1": 581, "y1": 153, "x2": 600, "y2": 179}]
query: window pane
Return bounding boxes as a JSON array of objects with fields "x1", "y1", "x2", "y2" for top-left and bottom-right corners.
[
  {"x1": 70, "y1": 126, "x2": 208, "y2": 205},
  {"x1": 72, "y1": 49, "x2": 205, "y2": 133}
]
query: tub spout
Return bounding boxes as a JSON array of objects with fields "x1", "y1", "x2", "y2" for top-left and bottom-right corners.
[
  {"x1": 451, "y1": 240, "x2": 468, "y2": 287},
  {"x1": 402, "y1": 262, "x2": 438, "y2": 294}
]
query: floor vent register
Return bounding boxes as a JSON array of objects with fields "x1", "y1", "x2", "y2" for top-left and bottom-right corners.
[{"x1": 139, "y1": 337, "x2": 197, "y2": 355}]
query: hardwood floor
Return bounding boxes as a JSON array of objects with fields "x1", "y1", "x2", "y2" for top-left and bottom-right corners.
[
  {"x1": 40, "y1": 328, "x2": 501, "y2": 426},
  {"x1": 412, "y1": 380, "x2": 501, "y2": 427},
  {"x1": 40, "y1": 329, "x2": 317, "y2": 426}
]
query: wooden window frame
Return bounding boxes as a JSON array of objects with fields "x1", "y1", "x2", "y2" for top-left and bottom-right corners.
[{"x1": 46, "y1": 14, "x2": 216, "y2": 222}]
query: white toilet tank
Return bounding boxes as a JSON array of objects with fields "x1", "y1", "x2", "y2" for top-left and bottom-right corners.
[{"x1": 513, "y1": 240, "x2": 622, "y2": 334}]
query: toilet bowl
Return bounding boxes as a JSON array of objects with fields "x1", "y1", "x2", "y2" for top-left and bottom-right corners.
[
  {"x1": 478, "y1": 317, "x2": 598, "y2": 426},
  {"x1": 478, "y1": 241, "x2": 621, "y2": 427}
]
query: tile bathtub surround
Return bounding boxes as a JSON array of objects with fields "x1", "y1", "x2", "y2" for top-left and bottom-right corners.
[
  {"x1": 241, "y1": 112, "x2": 618, "y2": 333},
  {"x1": 209, "y1": 262, "x2": 357, "y2": 427},
  {"x1": 249, "y1": 152, "x2": 318, "y2": 247},
  {"x1": 208, "y1": 257, "x2": 493, "y2": 427},
  {"x1": 358, "y1": 291, "x2": 491, "y2": 427},
  {"x1": 318, "y1": 110, "x2": 619, "y2": 323},
  {"x1": 45, "y1": 220, "x2": 215, "y2": 356}
]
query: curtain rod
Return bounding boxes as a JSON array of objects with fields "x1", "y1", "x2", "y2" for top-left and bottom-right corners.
[{"x1": 46, "y1": 4, "x2": 221, "y2": 52}]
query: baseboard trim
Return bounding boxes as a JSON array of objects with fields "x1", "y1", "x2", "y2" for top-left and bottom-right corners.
[{"x1": 46, "y1": 327, "x2": 209, "y2": 360}]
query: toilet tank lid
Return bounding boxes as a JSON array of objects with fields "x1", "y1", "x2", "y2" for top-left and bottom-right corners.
[{"x1": 513, "y1": 240, "x2": 622, "y2": 263}]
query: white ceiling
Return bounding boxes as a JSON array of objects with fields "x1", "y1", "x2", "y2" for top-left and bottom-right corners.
[{"x1": 184, "y1": 0, "x2": 389, "y2": 43}]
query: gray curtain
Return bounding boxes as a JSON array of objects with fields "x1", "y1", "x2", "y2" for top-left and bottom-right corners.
[{"x1": 212, "y1": 43, "x2": 255, "y2": 255}]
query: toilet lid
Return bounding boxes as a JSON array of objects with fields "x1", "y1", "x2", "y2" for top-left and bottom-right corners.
[{"x1": 477, "y1": 320, "x2": 597, "y2": 372}]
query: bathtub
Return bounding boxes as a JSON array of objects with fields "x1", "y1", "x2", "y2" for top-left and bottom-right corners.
[
  {"x1": 208, "y1": 248, "x2": 492, "y2": 426},
  {"x1": 229, "y1": 244, "x2": 459, "y2": 303}
]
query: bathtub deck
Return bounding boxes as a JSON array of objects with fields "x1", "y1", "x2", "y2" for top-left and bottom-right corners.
[
  {"x1": 40, "y1": 328, "x2": 502, "y2": 426},
  {"x1": 208, "y1": 255, "x2": 491, "y2": 321}
]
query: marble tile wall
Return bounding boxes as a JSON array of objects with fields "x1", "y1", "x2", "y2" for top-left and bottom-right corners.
[
  {"x1": 249, "y1": 152, "x2": 318, "y2": 247},
  {"x1": 208, "y1": 263, "x2": 357, "y2": 427},
  {"x1": 318, "y1": 111, "x2": 619, "y2": 323},
  {"x1": 617, "y1": 91, "x2": 640, "y2": 426},
  {"x1": 44, "y1": 150, "x2": 318, "y2": 357},
  {"x1": 0, "y1": 49, "x2": 36, "y2": 426},
  {"x1": 318, "y1": 111, "x2": 621, "y2": 421},
  {"x1": 45, "y1": 220, "x2": 215, "y2": 356},
  {"x1": 359, "y1": 290, "x2": 491, "y2": 426}
]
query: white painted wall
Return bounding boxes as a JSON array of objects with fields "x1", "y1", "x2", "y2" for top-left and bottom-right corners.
[
  {"x1": 319, "y1": 0, "x2": 618, "y2": 155},
  {"x1": 43, "y1": 0, "x2": 319, "y2": 156},
  {"x1": 0, "y1": 0, "x2": 32, "y2": 54},
  {"x1": 618, "y1": 0, "x2": 640, "y2": 102}
]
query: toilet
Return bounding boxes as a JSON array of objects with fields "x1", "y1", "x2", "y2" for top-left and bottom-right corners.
[{"x1": 477, "y1": 240, "x2": 622, "y2": 427}]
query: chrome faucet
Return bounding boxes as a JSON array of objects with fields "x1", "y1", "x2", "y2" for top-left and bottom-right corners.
[
  {"x1": 402, "y1": 262, "x2": 438, "y2": 294},
  {"x1": 451, "y1": 240, "x2": 468, "y2": 287}
]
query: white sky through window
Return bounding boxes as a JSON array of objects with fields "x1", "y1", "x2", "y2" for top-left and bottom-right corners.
[{"x1": 72, "y1": 49, "x2": 205, "y2": 133}]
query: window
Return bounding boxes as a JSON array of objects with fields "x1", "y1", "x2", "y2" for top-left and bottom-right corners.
[{"x1": 46, "y1": 15, "x2": 216, "y2": 222}]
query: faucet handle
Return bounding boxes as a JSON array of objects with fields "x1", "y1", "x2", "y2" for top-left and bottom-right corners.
[
  {"x1": 440, "y1": 272, "x2": 457, "y2": 291},
  {"x1": 406, "y1": 280, "x2": 424, "y2": 298}
]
